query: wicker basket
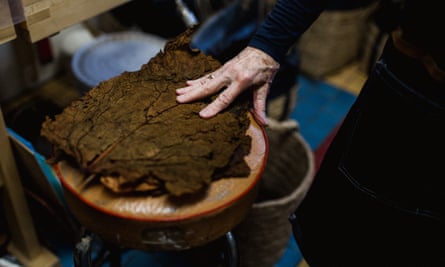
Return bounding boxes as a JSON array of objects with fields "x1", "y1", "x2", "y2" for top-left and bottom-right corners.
[
  {"x1": 297, "y1": 3, "x2": 378, "y2": 78},
  {"x1": 358, "y1": 21, "x2": 388, "y2": 74},
  {"x1": 234, "y1": 119, "x2": 315, "y2": 267}
]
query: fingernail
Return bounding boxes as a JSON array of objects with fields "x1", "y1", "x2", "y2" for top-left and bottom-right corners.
[
  {"x1": 199, "y1": 109, "x2": 211, "y2": 118},
  {"x1": 260, "y1": 115, "x2": 269, "y2": 126},
  {"x1": 254, "y1": 112, "x2": 268, "y2": 126}
]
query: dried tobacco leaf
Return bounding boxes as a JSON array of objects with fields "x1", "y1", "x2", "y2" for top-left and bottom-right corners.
[{"x1": 41, "y1": 28, "x2": 252, "y2": 196}]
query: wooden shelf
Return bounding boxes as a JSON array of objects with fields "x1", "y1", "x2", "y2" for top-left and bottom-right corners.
[
  {"x1": 2, "y1": 0, "x2": 131, "y2": 45},
  {"x1": 0, "y1": 26, "x2": 16, "y2": 45},
  {"x1": 1, "y1": 109, "x2": 60, "y2": 267},
  {"x1": 1, "y1": 1, "x2": 134, "y2": 266},
  {"x1": 0, "y1": 0, "x2": 16, "y2": 44},
  {"x1": 17, "y1": 0, "x2": 131, "y2": 42}
]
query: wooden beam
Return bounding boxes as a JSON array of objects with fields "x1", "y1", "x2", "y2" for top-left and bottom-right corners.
[
  {"x1": 0, "y1": 0, "x2": 16, "y2": 44},
  {"x1": 18, "y1": 0, "x2": 131, "y2": 43},
  {"x1": 0, "y1": 109, "x2": 60, "y2": 267}
]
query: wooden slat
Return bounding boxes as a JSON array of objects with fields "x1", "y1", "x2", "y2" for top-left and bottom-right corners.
[
  {"x1": 19, "y1": 0, "x2": 131, "y2": 42},
  {"x1": 0, "y1": 0, "x2": 17, "y2": 44},
  {"x1": 0, "y1": 109, "x2": 60, "y2": 267}
]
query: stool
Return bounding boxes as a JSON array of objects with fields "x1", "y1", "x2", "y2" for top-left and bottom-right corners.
[{"x1": 52, "y1": 115, "x2": 266, "y2": 267}]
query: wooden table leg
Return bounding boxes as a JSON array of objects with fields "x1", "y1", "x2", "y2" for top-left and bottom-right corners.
[{"x1": 0, "y1": 108, "x2": 60, "y2": 267}]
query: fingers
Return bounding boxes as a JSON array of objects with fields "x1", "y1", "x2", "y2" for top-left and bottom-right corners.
[
  {"x1": 198, "y1": 81, "x2": 271, "y2": 128},
  {"x1": 176, "y1": 73, "x2": 271, "y2": 126},
  {"x1": 176, "y1": 74, "x2": 227, "y2": 103},
  {"x1": 176, "y1": 71, "x2": 244, "y2": 119},
  {"x1": 252, "y1": 83, "x2": 270, "y2": 126},
  {"x1": 199, "y1": 84, "x2": 240, "y2": 118},
  {"x1": 175, "y1": 46, "x2": 279, "y2": 124}
]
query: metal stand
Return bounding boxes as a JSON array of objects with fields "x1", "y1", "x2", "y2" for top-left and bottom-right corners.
[
  {"x1": 73, "y1": 230, "x2": 239, "y2": 267},
  {"x1": 224, "y1": 231, "x2": 240, "y2": 267}
]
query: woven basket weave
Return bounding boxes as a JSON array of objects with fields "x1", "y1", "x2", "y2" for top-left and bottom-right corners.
[
  {"x1": 297, "y1": 3, "x2": 378, "y2": 78},
  {"x1": 234, "y1": 119, "x2": 315, "y2": 267}
]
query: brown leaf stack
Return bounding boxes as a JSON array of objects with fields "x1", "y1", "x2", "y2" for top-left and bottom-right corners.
[{"x1": 41, "y1": 28, "x2": 252, "y2": 196}]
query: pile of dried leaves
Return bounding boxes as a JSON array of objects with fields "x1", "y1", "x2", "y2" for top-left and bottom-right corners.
[{"x1": 41, "y1": 28, "x2": 252, "y2": 196}]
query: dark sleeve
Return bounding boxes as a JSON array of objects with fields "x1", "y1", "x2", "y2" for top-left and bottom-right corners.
[{"x1": 248, "y1": 0, "x2": 328, "y2": 63}]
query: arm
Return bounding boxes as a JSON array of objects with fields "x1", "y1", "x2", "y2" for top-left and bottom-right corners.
[{"x1": 176, "y1": 0, "x2": 327, "y2": 126}]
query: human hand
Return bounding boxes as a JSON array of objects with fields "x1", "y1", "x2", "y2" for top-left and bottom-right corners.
[{"x1": 176, "y1": 47, "x2": 280, "y2": 126}]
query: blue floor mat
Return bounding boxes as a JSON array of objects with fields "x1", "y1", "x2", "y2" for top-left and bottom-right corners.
[{"x1": 290, "y1": 76, "x2": 356, "y2": 150}]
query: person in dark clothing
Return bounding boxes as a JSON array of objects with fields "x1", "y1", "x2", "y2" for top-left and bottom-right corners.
[{"x1": 176, "y1": 0, "x2": 445, "y2": 265}]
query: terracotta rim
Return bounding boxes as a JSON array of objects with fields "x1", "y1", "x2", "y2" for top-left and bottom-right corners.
[{"x1": 54, "y1": 114, "x2": 268, "y2": 223}]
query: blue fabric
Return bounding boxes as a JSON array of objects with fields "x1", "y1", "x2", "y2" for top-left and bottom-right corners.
[
  {"x1": 248, "y1": 0, "x2": 327, "y2": 63},
  {"x1": 291, "y1": 76, "x2": 356, "y2": 149},
  {"x1": 191, "y1": 0, "x2": 258, "y2": 58}
]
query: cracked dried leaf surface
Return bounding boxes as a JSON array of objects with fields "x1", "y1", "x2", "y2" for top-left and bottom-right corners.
[{"x1": 41, "y1": 28, "x2": 252, "y2": 196}]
